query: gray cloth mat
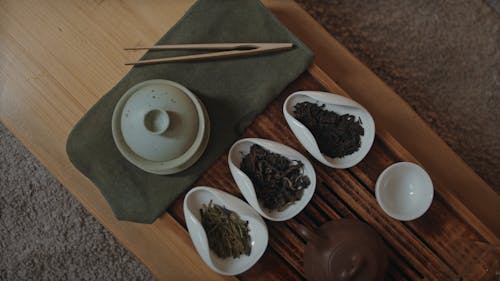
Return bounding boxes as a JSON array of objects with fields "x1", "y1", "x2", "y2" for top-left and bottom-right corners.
[{"x1": 66, "y1": 0, "x2": 313, "y2": 223}]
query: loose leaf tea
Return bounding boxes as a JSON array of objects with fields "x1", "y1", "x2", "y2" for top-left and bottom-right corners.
[
  {"x1": 294, "y1": 102, "x2": 364, "y2": 158},
  {"x1": 240, "y1": 144, "x2": 310, "y2": 211},
  {"x1": 200, "y1": 201, "x2": 252, "y2": 259}
]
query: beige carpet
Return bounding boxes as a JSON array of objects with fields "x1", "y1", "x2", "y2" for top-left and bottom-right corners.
[
  {"x1": 0, "y1": 123, "x2": 154, "y2": 280},
  {"x1": 1, "y1": 1, "x2": 498, "y2": 280},
  {"x1": 296, "y1": 0, "x2": 500, "y2": 191}
]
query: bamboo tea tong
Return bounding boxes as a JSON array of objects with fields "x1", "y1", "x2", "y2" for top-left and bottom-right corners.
[{"x1": 125, "y1": 43, "x2": 293, "y2": 66}]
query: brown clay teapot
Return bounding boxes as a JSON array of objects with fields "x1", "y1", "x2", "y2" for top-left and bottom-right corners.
[{"x1": 297, "y1": 219, "x2": 387, "y2": 281}]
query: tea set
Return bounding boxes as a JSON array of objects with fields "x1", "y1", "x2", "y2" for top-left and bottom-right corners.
[{"x1": 111, "y1": 79, "x2": 434, "y2": 278}]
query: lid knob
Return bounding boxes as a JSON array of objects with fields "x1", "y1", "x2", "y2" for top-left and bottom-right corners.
[{"x1": 144, "y1": 109, "x2": 170, "y2": 135}]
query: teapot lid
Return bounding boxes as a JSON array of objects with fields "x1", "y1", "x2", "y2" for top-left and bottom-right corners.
[{"x1": 301, "y1": 219, "x2": 387, "y2": 281}]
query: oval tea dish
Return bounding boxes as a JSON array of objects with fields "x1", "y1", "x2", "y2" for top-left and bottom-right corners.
[
  {"x1": 228, "y1": 138, "x2": 316, "y2": 221},
  {"x1": 183, "y1": 186, "x2": 268, "y2": 275},
  {"x1": 111, "y1": 79, "x2": 210, "y2": 175},
  {"x1": 283, "y1": 91, "x2": 375, "y2": 169}
]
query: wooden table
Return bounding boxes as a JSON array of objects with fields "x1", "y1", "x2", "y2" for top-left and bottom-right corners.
[{"x1": 1, "y1": 1, "x2": 499, "y2": 280}]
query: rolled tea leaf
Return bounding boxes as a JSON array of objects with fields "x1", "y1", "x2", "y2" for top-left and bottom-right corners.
[
  {"x1": 240, "y1": 144, "x2": 310, "y2": 211},
  {"x1": 294, "y1": 102, "x2": 364, "y2": 158},
  {"x1": 200, "y1": 201, "x2": 252, "y2": 259}
]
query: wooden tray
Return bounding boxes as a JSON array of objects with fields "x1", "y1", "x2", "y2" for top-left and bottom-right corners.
[{"x1": 167, "y1": 66, "x2": 498, "y2": 281}]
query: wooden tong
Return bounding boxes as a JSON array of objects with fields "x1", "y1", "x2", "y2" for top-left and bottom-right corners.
[{"x1": 125, "y1": 43, "x2": 293, "y2": 66}]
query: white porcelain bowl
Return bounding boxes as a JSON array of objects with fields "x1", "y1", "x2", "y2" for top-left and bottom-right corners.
[
  {"x1": 283, "y1": 91, "x2": 375, "y2": 169},
  {"x1": 228, "y1": 138, "x2": 316, "y2": 221},
  {"x1": 375, "y1": 162, "x2": 434, "y2": 221},
  {"x1": 183, "y1": 186, "x2": 268, "y2": 276}
]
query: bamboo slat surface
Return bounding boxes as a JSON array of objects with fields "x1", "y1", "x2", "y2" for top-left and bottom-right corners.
[{"x1": 167, "y1": 66, "x2": 498, "y2": 280}]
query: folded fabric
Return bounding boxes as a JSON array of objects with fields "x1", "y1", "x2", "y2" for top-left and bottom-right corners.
[{"x1": 66, "y1": 0, "x2": 313, "y2": 223}]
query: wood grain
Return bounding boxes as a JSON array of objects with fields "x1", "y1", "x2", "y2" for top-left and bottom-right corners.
[
  {"x1": 1, "y1": 1, "x2": 232, "y2": 280},
  {"x1": 170, "y1": 67, "x2": 499, "y2": 280},
  {"x1": 1, "y1": 1, "x2": 498, "y2": 280},
  {"x1": 267, "y1": 1, "x2": 500, "y2": 235}
]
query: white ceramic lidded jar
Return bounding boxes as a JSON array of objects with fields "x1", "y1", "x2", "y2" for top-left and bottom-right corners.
[{"x1": 112, "y1": 79, "x2": 210, "y2": 175}]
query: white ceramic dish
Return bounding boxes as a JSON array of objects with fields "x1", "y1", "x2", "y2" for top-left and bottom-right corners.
[
  {"x1": 228, "y1": 138, "x2": 316, "y2": 221},
  {"x1": 375, "y1": 162, "x2": 434, "y2": 221},
  {"x1": 112, "y1": 79, "x2": 210, "y2": 175},
  {"x1": 183, "y1": 186, "x2": 268, "y2": 276},
  {"x1": 283, "y1": 91, "x2": 375, "y2": 169}
]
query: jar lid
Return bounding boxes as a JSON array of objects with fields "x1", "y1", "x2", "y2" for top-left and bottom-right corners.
[
  {"x1": 303, "y1": 219, "x2": 388, "y2": 281},
  {"x1": 112, "y1": 80, "x2": 210, "y2": 175}
]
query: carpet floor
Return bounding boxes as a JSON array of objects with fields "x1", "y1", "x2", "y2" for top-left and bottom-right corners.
[
  {"x1": 0, "y1": 123, "x2": 154, "y2": 280},
  {"x1": 1, "y1": 1, "x2": 498, "y2": 280},
  {"x1": 296, "y1": 0, "x2": 500, "y2": 191}
]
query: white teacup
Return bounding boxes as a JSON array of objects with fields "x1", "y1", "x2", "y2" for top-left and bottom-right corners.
[{"x1": 375, "y1": 162, "x2": 434, "y2": 221}]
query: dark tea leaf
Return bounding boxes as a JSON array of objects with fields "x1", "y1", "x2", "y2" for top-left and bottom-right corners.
[
  {"x1": 294, "y1": 102, "x2": 364, "y2": 158},
  {"x1": 200, "y1": 201, "x2": 252, "y2": 259},
  {"x1": 240, "y1": 144, "x2": 310, "y2": 212}
]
